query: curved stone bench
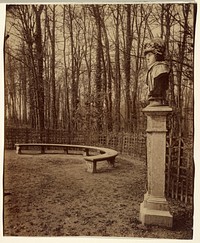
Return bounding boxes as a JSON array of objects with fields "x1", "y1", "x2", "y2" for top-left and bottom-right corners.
[{"x1": 15, "y1": 143, "x2": 118, "y2": 173}]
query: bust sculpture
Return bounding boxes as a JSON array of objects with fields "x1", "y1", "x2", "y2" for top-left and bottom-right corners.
[{"x1": 144, "y1": 38, "x2": 170, "y2": 106}]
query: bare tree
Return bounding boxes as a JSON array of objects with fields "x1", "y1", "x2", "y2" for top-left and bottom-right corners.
[
  {"x1": 112, "y1": 5, "x2": 121, "y2": 132},
  {"x1": 62, "y1": 5, "x2": 71, "y2": 132},
  {"x1": 92, "y1": 4, "x2": 104, "y2": 132},
  {"x1": 45, "y1": 5, "x2": 57, "y2": 129}
]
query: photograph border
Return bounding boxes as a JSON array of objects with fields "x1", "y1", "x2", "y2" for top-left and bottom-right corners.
[{"x1": 1, "y1": 1, "x2": 199, "y2": 242}]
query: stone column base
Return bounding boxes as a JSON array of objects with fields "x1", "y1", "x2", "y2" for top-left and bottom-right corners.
[{"x1": 139, "y1": 194, "x2": 173, "y2": 228}]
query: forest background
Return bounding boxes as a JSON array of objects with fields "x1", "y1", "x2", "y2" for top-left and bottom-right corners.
[{"x1": 4, "y1": 3, "x2": 195, "y2": 140}]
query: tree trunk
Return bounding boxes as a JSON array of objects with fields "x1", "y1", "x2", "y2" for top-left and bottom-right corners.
[
  {"x1": 68, "y1": 5, "x2": 79, "y2": 133},
  {"x1": 83, "y1": 6, "x2": 92, "y2": 132},
  {"x1": 93, "y1": 5, "x2": 103, "y2": 132},
  {"x1": 114, "y1": 5, "x2": 121, "y2": 132},
  {"x1": 63, "y1": 5, "x2": 71, "y2": 134},
  {"x1": 177, "y1": 4, "x2": 190, "y2": 136},
  {"x1": 124, "y1": 5, "x2": 132, "y2": 132},
  {"x1": 48, "y1": 5, "x2": 57, "y2": 129},
  {"x1": 32, "y1": 5, "x2": 45, "y2": 139},
  {"x1": 101, "y1": 14, "x2": 113, "y2": 131}
]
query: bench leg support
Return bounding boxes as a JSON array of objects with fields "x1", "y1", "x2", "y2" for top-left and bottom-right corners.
[
  {"x1": 16, "y1": 146, "x2": 21, "y2": 154},
  {"x1": 107, "y1": 158, "x2": 115, "y2": 168},
  {"x1": 86, "y1": 161, "x2": 97, "y2": 173},
  {"x1": 41, "y1": 146, "x2": 45, "y2": 154},
  {"x1": 64, "y1": 148, "x2": 68, "y2": 154},
  {"x1": 83, "y1": 148, "x2": 89, "y2": 156}
]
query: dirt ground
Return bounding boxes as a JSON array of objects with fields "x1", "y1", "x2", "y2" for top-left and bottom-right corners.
[{"x1": 3, "y1": 150, "x2": 193, "y2": 239}]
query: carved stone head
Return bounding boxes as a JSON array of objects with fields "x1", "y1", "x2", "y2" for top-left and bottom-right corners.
[{"x1": 144, "y1": 38, "x2": 166, "y2": 61}]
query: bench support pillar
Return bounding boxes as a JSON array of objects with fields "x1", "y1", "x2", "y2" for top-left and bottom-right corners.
[
  {"x1": 107, "y1": 158, "x2": 115, "y2": 168},
  {"x1": 64, "y1": 148, "x2": 68, "y2": 154},
  {"x1": 86, "y1": 161, "x2": 97, "y2": 173},
  {"x1": 16, "y1": 146, "x2": 21, "y2": 154},
  {"x1": 83, "y1": 148, "x2": 89, "y2": 156},
  {"x1": 41, "y1": 146, "x2": 45, "y2": 154}
]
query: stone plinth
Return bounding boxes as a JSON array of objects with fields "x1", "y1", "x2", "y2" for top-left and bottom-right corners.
[{"x1": 139, "y1": 105, "x2": 173, "y2": 228}]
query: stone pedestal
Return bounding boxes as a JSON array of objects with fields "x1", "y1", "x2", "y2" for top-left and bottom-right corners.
[{"x1": 139, "y1": 105, "x2": 173, "y2": 228}]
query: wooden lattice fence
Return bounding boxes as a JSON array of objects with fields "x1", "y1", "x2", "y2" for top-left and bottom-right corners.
[
  {"x1": 97, "y1": 132, "x2": 146, "y2": 159},
  {"x1": 166, "y1": 137, "x2": 194, "y2": 204},
  {"x1": 4, "y1": 127, "x2": 146, "y2": 158},
  {"x1": 4, "y1": 127, "x2": 70, "y2": 149}
]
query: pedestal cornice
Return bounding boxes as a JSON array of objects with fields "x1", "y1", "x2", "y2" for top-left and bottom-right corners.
[{"x1": 142, "y1": 105, "x2": 172, "y2": 116}]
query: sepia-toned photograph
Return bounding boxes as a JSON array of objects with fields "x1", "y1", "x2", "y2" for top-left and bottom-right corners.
[{"x1": 2, "y1": 1, "x2": 197, "y2": 240}]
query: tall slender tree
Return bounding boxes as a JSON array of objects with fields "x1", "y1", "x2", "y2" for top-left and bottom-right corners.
[
  {"x1": 92, "y1": 5, "x2": 104, "y2": 132},
  {"x1": 124, "y1": 4, "x2": 133, "y2": 131},
  {"x1": 45, "y1": 5, "x2": 57, "y2": 129},
  {"x1": 32, "y1": 5, "x2": 45, "y2": 136}
]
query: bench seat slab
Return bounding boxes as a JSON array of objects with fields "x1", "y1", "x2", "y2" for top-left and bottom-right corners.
[{"x1": 15, "y1": 143, "x2": 118, "y2": 173}]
